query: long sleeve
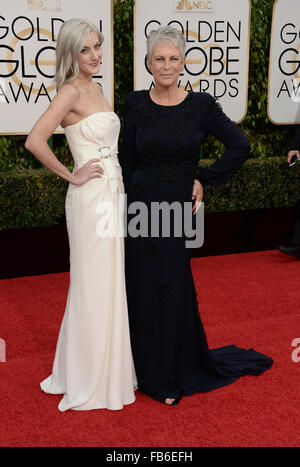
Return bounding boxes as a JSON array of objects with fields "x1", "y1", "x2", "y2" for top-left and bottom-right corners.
[
  {"x1": 289, "y1": 128, "x2": 300, "y2": 151},
  {"x1": 119, "y1": 92, "x2": 139, "y2": 192},
  {"x1": 197, "y1": 94, "x2": 250, "y2": 187}
]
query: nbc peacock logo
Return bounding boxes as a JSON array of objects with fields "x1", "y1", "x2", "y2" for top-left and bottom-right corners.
[
  {"x1": 175, "y1": 0, "x2": 214, "y2": 12},
  {"x1": 27, "y1": 0, "x2": 62, "y2": 11},
  {"x1": 176, "y1": 0, "x2": 193, "y2": 10}
]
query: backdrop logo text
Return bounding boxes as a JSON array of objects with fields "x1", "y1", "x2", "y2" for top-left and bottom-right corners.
[{"x1": 174, "y1": 0, "x2": 215, "y2": 12}]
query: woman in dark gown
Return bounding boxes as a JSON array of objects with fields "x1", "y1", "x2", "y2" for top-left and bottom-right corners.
[{"x1": 119, "y1": 26, "x2": 273, "y2": 406}]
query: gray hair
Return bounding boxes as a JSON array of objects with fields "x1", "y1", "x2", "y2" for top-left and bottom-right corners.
[
  {"x1": 55, "y1": 18, "x2": 104, "y2": 90},
  {"x1": 147, "y1": 25, "x2": 186, "y2": 61}
]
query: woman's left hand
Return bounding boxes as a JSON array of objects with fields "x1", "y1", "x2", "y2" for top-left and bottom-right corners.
[{"x1": 192, "y1": 179, "x2": 203, "y2": 215}]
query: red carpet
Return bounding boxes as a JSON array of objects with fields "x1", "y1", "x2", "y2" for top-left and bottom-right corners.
[{"x1": 0, "y1": 250, "x2": 299, "y2": 447}]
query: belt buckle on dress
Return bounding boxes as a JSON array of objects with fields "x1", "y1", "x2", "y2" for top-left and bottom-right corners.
[{"x1": 98, "y1": 146, "x2": 111, "y2": 160}]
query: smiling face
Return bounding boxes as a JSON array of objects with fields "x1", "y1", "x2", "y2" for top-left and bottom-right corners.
[
  {"x1": 76, "y1": 31, "x2": 102, "y2": 78},
  {"x1": 147, "y1": 40, "x2": 185, "y2": 88}
]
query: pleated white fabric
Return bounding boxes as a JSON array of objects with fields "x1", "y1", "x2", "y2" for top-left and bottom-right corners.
[{"x1": 40, "y1": 112, "x2": 137, "y2": 411}]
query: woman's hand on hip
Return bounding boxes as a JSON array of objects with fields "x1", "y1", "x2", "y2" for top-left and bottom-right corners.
[
  {"x1": 192, "y1": 179, "x2": 203, "y2": 215},
  {"x1": 72, "y1": 158, "x2": 104, "y2": 185}
]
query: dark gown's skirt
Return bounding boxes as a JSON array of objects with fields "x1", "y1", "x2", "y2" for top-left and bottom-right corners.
[{"x1": 120, "y1": 90, "x2": 273, "y2": 403}]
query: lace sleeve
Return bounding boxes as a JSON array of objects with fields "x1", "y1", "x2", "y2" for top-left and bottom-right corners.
[{"x1": 197, "y1": 93, "x2": 250, "y2": 187}]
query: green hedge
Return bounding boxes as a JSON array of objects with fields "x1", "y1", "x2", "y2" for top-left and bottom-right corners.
[
  {"x1": 0, "y1": 169, "x2": 68, "y2": 229},
  {"x1": 1, "y1": 158, "x2": 299, "y2": 230},
  {"x1": 203, "y1": 157, "x2": 300, "y2": 212}
]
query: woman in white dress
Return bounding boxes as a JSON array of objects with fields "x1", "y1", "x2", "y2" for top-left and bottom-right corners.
[{"x1": 25, "y1": 18, "x2": 137, "y2": 411}]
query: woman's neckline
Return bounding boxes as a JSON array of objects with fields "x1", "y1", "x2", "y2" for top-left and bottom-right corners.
[
  {"x1": 147, "y1": 90, "x2": 191, "y2": 108},
  {"x1": 63, "y1": 111, "x2": 114, "y2": 129}
]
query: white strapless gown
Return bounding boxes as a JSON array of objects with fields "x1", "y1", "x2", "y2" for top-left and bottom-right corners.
[{"x1": 40, "y1": 112, "x2": 137, "y2": 411}]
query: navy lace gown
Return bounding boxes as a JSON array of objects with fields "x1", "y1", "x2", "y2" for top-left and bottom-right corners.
[{"x1": 119, "y1": 90, "x2": 273, "y2": 403}]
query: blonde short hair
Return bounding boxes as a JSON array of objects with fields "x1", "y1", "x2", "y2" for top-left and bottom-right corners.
[{"x1": 55, "y1": 18, "x2": 104, "y2": 89}]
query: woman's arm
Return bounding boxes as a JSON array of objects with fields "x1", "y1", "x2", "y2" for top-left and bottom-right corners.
[
  {"x1": 25, "y1": 84, "x2": 103, "y2": 185},
  {"x1": 197, "y1": 94, "x2": 250, "y2": 187}
]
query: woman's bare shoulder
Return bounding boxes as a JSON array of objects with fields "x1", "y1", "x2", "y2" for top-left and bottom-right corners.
[{"x1": 54, "y1": 83, "x2": 80, "y2": 102}]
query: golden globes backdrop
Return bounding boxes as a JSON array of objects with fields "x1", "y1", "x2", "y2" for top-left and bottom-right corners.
[
  {"x1": 0, "y1": 0, "x2": 113, "y2": 135},
  {"x1": 268, "y1": 0, "x2": 300, "y2": 124},
  {"x1": 134, "y1": 0, "x2": 251, "y2": 123}
]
